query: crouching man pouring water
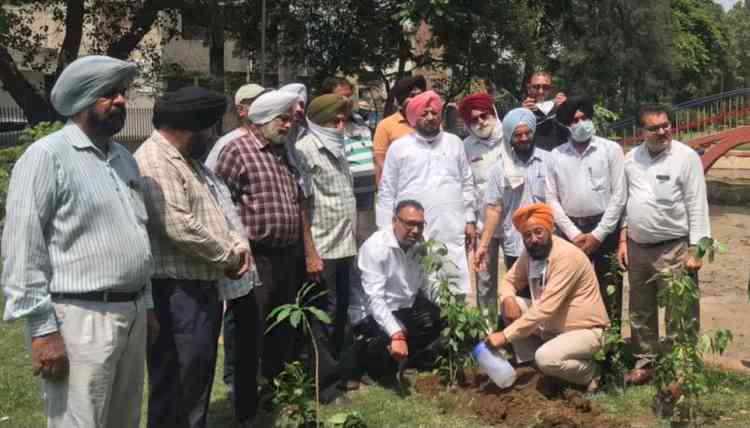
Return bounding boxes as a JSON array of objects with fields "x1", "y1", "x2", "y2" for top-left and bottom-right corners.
[{"x1": 485, "y1": 203, "x2": 609, "y2": 392}]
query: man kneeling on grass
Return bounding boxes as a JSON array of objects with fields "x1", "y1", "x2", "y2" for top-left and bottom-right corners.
[
  {"x1": 485, "y1": 203, "x2": 609, "y2": 392},
  {"x1": 349, "y1": 199, "x2": 442, "y2": 383}
]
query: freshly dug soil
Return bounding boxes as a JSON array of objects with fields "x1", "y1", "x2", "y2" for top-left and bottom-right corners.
[{"x1": 414, "y1": 367, "x2": 628, "y2": 428}]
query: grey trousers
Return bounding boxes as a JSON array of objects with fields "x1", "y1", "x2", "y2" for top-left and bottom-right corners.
[
  {"x1": 45, "y1": 296, "x2": 147, "y2": 428},
  {"x1": 627, "y1": 237, "x2": 699, "y2": 361}
]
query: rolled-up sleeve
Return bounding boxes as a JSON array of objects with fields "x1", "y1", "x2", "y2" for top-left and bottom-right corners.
[{"x1": 2, "y1": 146, "x2": 58, "y2": 337}]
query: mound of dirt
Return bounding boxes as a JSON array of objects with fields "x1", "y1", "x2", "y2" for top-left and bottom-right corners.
[{"x1": 414, "y1": 367, "x2": 628, "y2": 428}]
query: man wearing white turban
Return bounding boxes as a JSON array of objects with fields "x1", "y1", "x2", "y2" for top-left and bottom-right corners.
[
  {"x1": 2, "y1": 55, "x2": 156, "y2": 428},
  {"x1": 214, "y1": 89, "x2": 308, "y2": 417}
]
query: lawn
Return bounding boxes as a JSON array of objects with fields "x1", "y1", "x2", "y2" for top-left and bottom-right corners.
[{"x1": 3, "y1": 291, "x2": 750, "y2": 428}]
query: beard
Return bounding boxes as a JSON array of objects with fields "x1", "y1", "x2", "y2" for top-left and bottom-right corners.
[
  {"x1": 90, "y1": 106, "x2": 126, "y2": 137},
  {"x1": 416, "y1": 121, "x2": 440, "y2": 137},
  {"x1": 527, "y1": 239, "x2": 553, "y2": 260},
  {"x1": 471, "y1": 117, "x2": 497, "y2": 140},
  {"x1": 261, "y1": 120, "x2": 288, "y2": 144}
]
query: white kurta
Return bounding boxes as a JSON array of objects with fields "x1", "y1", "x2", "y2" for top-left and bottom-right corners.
[{"x1": 376, "y1": 131, "x2": 476, "y2": 294}]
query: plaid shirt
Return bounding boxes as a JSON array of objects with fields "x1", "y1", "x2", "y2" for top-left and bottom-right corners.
[
  {"x1": 135, "y1": 131, "x2": 244, "y2": 281},
  {"x1": 294, "y1": 132, "x2": 357, "y2": 259},
  {"x1": 215, "y1": 126, "x2": 302, "y2": 247}
]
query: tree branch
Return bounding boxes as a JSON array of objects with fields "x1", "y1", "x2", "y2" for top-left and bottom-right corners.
[
  {"x1": 106, "y1": 0, "x2": 165, "y2": 59},
  {"x1": 0, "y1": 45, "x2": 58, "y2": 124}
]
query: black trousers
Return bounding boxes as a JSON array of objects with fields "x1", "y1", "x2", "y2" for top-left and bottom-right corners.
[
  {"x1": 307, "y1": 256, "x2": 354, "y2": 402},
  {"x1": 576, "y1": 222, "x2": 623, "y2": 321},
  {"x1": 352, "y1": 295, "x2": 442, "y2": 383},
  {"x1": 251, "y1": 242, "x2": 305, "y2": 380},
  {"x1": 147, "y1": 280, "x2": 222, "y2": 428},
  {"x1": 228, "y1": 290, "x2": 261, "y2": 422},
  {"x1": 222, "y1": 304, "x2": 236, "y2": 387}
]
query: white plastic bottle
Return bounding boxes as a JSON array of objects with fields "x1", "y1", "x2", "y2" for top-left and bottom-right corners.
[{"x1": 472, "y1": 341, "x2": 516, "y2": 388}]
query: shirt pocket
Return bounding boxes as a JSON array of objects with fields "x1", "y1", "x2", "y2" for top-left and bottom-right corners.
[
  {"x1": 653, "y1": 172, "x2": 675, "y2": 205},
  {"x1": 588, "y1": 163, "x2": 608, "y2": 192},
  {"x1": 128, "y1": 185, "x2": 149, "y2": 224},
  {"x1": 531, "y1": 171, "x2": 547, "y2": 201}
]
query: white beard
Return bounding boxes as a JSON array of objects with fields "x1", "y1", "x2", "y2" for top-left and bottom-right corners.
[{"x1": 471, "y1": 117, "x2": 497, "y2": 140}]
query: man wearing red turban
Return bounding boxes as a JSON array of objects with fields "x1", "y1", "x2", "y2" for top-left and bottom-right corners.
[
  {"x1": 458, "y1": 92, "x2": 505, "y2": 318},
  {"x1": 485, "y1": 203, "x2": 610, "y2": 393},
  {"x1": 376, "y1": 90, "x2": 477, "y2": 296}
]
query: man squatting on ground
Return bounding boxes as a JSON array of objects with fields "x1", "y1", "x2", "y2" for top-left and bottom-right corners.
[{"x1": 485, "y1": 203, "x2": 610, "y2": 392}]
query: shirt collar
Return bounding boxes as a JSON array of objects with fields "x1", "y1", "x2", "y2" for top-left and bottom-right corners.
[
  {"x1": 511, "y1": 146, "x2": 543, "y2": 165},
  {"x1": 64, "y1": 121, "x2": 120, "y2": 160},
  {"x1": 561, "y1": 136, "x2": 600, "y2": 156},
  {"x1": 383, "y1": 227, "x2": 401, "y2": 248},
  {"x1": 152, "y1": 130, "x2": 187, "y2": 160}
]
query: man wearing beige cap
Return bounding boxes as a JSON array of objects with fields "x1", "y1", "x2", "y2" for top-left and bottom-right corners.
[{"x1": 205, "y1": 83, "x2": 267, "y2": 170}]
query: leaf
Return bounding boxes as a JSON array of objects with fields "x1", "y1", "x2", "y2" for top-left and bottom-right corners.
[
  {"x1": 290, "y1": 310, "x2": 302, "y2": 328},
  {"x1": 306, "y1": 307, "x2": 332, "y2": 324},
  {"x1": 606, "y1": 285, "x2": 616, "y2": 296},
  {"x1": 265, "y1": 310, "x2": 292, "y2": 333}
]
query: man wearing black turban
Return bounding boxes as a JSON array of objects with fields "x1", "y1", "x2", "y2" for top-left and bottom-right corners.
[{"x1": 136, "y1": 87, "x2": 255, "y2": 428}]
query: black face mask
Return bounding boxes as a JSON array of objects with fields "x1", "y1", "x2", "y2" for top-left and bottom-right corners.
[{"x1": 188, "y1": 142, "x2": 210, "y2": 160}]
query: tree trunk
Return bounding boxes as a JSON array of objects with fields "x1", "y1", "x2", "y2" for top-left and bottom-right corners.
[
  {"x1": 0, "y1": 46, "x2": 59, "y2": 124},
  {"x1": 54, "y1": 0, "x2": 85, "y2": 80},
  {"x1": 207, "y1": 2, "x2": 225, "y2": 93}
]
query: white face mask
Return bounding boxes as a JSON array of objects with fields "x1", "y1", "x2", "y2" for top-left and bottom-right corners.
[
  {"x1": 470, "y1": 116, "x2": 497, "y2": 139},
  {"x1": 570, "y1": 119, "x2": 595, "y2": 143}
]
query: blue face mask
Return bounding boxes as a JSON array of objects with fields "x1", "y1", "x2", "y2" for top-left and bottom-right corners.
[{"x1": 570, "y1": 119, "x2": 595, "y2": 143}]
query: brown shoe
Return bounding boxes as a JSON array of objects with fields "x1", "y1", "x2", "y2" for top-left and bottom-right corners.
[
  {"x1": 345, "y1": 380, "x2": 360, "y2": 391},
  {"x1": 587, "y1": 375, "x2": 602, "y2": 393},
  {"x1": 624, "y1": 368, "x2": 655, "y2": 385}
]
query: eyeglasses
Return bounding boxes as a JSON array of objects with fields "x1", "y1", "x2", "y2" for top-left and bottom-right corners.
[
  {"x1": 396, "y1": 216, "x2": 426, "y2": 230},
  {"x1": 529, "y1": 84, "x2": 551, "y2": 91},
  {"x1": 470, "y1": 112, "x2": 491, "y2": 124},
  {"x1": 100, "y1": 87, "x2": 128, "y2": 100},
  {"x1": 274, "y1": 114, "x2": 293, "y2": 124},
  {"x1": 644, "y1": 122, "x2": 671, "y2": 132}
]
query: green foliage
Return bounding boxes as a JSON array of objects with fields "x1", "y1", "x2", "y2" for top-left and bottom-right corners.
[
  {"x1": 326, "y1": 411, "x2": 366, "y2": 428},
  {"x1": 16, "y1": 121, "x2": 64, "y2": 146},
  {"x1": 415, "y1": 239, "x2": 493, "y2": 386},
  {"x1": 652, "y1": 238, "x2": 732, "y2": 422},
  {"x1": 273, "y1": 361, "x2": 317, "y2": 428},
  {"x1": 266, "y1": 282, "x2": 331, "y2": 428},
  {"x1": 593, "y1": 254, "x2": 633, "y2": 389}
]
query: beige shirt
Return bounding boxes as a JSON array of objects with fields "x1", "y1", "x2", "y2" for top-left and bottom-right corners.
[
  {"x1": 500, "y1": 236, "x2": 610, "y2": 342},
  {"x1": 136, "y1": 131, "x2": 245, "y2": 281}
]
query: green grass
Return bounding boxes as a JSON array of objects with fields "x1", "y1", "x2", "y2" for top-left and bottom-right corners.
[{"x1": 4, "y1": 291, "x2": 750, "y2": 428}]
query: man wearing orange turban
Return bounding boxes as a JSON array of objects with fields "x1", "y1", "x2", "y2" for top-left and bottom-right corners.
[
  {"x1": 376, "y1": 90, "x2": 477, "y2": 296},
  {"x1": 484, "y1": 203, "x2": 610, "y2": 393}
]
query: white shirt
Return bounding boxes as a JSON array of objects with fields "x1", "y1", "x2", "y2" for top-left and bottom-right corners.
[
  {"x1": 464, "y1": 125, "x2": 504, "y2": 231},
  {"x1": 376, "y1": 131, "x2": 476, "y2": 293},
  {"x1": 355, "y1": 228, "x2": 431, "y2": 336},
  {"x1": 624, "y1": 140, "x2": 710, "y2": 245},
  {"x1": 205, "y1": 128, "x2": 247, "y2": 171},
  {"x1": 545, "y1": 136, "x2": 626, "y2": 242}
]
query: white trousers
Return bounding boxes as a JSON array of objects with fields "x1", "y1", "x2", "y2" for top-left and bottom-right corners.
[{"x1": 43, "y1": 297, "x2": 146, "y2": 428}]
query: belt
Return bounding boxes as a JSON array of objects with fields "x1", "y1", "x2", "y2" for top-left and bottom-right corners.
[
  {"x1": 629, "y1": 236, "x2": 687, "y2": 248},
  {"x1": 51, "y1": 289, "x2": 143, "y2": 303},
  {"x1": 569, "y1": 213, "x2": 603, "y2": 227}
]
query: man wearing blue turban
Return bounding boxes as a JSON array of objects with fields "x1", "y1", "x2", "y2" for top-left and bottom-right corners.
[
  {"x1": 474, "y1": 108, "x2": 551, "y2": 319},
  {"x1": 2, "y1": 55, "x2": 156, "y2": 428}
]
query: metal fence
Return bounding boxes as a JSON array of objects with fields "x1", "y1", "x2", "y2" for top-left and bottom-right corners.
[
  {"x1": 0, "y1": 106, "x2": 154, "y2": 151},
  {"x1": 603, "y1": 88, "x2": 750, "y2": 146}
]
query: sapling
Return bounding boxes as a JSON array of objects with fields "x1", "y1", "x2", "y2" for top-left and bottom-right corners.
[
  {"x1": 651, "y1": 237, "x2": 732, "y2": 424},
  {"x1": 415, "y1": 239, "x2": 494, "y2": 387},
  {"x1": 267, "y1": 282, "x2": 331, "y2": 428}
]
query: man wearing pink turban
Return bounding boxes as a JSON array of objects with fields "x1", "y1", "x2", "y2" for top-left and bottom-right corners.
[{"x1": 376, "y1": 90, "x2": 477, "y2": 296}]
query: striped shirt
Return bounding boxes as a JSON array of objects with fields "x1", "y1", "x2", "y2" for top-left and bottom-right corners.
[
  {"x1": 135, "y1": 131, "x2": 244, "y2": 281},
  {"x1": 344, "y1": 121, "x2": 375, "y2": 209},
  {"x1": 295, "y1": 132, "x2": 357, "y2": 259},
  {"x1": 2, "y1": 122, "x2": 154, "y2": 337}
]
